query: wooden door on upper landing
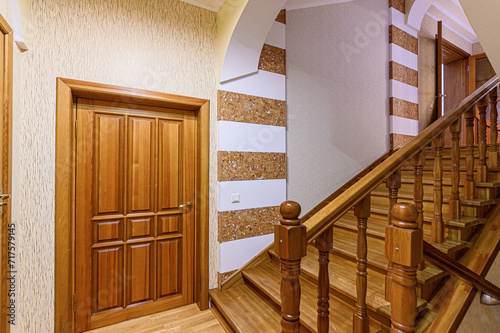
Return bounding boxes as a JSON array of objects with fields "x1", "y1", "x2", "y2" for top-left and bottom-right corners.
[
  {"x1": 74, "y1": 98, "x2": 196, "y2": 332},
  {"x1": 437, "y1": 22, "x2": 470, "y2": 146}
]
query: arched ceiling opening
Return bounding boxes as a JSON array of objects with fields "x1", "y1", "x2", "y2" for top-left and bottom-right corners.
[{"x1": 217, "y1": 0, "x2": 287, "y2": 83}]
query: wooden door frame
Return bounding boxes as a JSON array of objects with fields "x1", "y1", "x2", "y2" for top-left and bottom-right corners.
[
  {"x1": 54, "y1": 78, "x2": 210, "y2": 332},
  {"x1": 0, "y1": 15, "x2": 13, "y2": 333}
]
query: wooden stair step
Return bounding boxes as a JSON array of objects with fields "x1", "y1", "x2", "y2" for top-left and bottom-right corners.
[
  {"x1": 475, "y1": 182, "x2": 500, "y2": 188},
  {"x1": 334, "y1": 214, "x2": 386, "y2": 239},
  {"x1": 304, "y1": 247, "x2": 427, "y2": 322},
  {"x1": 371, "y1": 188, "x2": 435, "y2": 202},
  {"x1": 243, "y1": 261, "x2": 386, "y2": 332},
  {"x1": 329, "y1": 228, "x2": 445, "y2": 285},
  {"x1": 209, "y1": 285, "x2": 281, "y2": 333},
  {"x1": 445, "y1": 216, "x2": 484, "y2": 228},
  {"x1": 430, "y1": 239, "x2": 469, "y2": 255},
  {"x1": 460, "y1": 198, "x2": 497, "y2": 206},
  {"x1": 400, "y1": 178, "x2": 461, "y2": 186},
  {"x1": 370, "y1": 203, "x2": 481, "y2": 232}
]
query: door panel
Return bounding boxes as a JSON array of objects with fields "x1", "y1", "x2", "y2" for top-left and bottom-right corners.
[
  {"x1": 128, "y1": 217, "x2": 154, "y2": 239},
  {"x1": 158, "y1": 120, "x2": 181, "y2": 211},
  {"x1": 75, "y1": 98, "x2": 195, "y2": 332},
  {"x1": 92, "y1": 246, "x2": 124, "y2": 313},
  {"x1": 128, "y1": 117, "x2": 155, "y2": 213},
  {"x1": 126, "y1": 242, "x2": 154, "y2": 306},
  {"x1": 159, "y1": 215, "x2": 180, "y2": 235},
  {"x1": 94, "y1": 220, "x2": 123, "y2": 244},
  {"x1": 95, "y1": 114, "x2": 124, "y2": 216},
  {"x1": 157, "y1": 239, "x2": 181, "y2": 298}
]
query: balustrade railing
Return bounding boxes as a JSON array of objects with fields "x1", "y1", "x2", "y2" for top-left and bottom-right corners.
[{"x1": 274, "y1": 77, "x2": 500, "y2": 333}]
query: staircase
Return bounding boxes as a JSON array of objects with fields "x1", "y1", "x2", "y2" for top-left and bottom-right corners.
[{"x1": 209, "y1": 77, "x2": 500, "y2": 333}]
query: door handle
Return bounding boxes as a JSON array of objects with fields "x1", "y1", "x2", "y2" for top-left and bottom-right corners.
[
  {"x1": 0, "y1": 194, "x2": 9, "y2": 199},
  {"x1": 179, "y1": 202, "x2": 192, "y2": 209}
]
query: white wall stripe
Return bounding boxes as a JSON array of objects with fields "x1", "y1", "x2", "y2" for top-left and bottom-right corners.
[
  {"x1": 390, "y1": 44, "x2": 418, "y2": 71},
  {"x1": 265, "y1": 21, "x2": 286, "y2": 49},
  {"x1": 390, "y1": 115, "x2": 419, "y2": 136},
  {"x1": 218, "y1": 179, "x2": 286, "y2": 211},
  {"x1": 218, "y1": 121, "x2": 286, "y2": 153},
  {"x1": 390, "y1": 7, "x2": 418, "y2": 38},
  {"x1": 390, "y1": 79, "x2": 419, "y2": 104},
  {"x1": 219, "y1": 70, "x2": 286, "y2": 101},
  {"x1": 219, "y1": 234, "x2": 274, "y2": 272}
]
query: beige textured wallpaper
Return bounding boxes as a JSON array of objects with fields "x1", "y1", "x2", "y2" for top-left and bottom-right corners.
[{"x1": 2, "y1": 0, "x2": 218, "y2": 331}]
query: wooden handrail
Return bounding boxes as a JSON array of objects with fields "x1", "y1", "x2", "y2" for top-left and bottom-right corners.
[
  {"x1": 423, "y1": 241, "x2": 500, "y2": 300},
  {"x1": 304, "y1": 76, "x2": 500, "y2": 242}
]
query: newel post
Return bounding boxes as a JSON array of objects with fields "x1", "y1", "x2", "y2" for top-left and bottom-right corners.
[
  {"x1": 385, "y1": 203, "x2": 423, "y2": 333},
  {"x1": 275, "y1": 201, "x2": 307, "y2": 333}
]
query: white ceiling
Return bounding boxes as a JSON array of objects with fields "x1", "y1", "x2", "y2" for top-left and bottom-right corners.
[
  {"x1": 427, "y1": 0, "x2": 478, "y2": 43},
  {"x1": 284, "y1": 0, "x2": 356, "y2": 11},
  {"x1": 181, "y1": 0, "x2": 477, "y2": 44},
  {"x1": 180, "y1": 0, "x2": 225, "y2": 12}
]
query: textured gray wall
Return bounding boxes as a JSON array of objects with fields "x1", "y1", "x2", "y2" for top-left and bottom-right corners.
[
  {"x1": 1, "y1": 0, "x2": 218, "y2": 331},
  {"x1": 286, "y1": 0, "x2": 390, "y2": 214}
]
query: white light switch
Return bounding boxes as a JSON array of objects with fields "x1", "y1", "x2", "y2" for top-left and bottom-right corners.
[{"x1": 231, "y1": 193, "x2": 240, "y2": 203}]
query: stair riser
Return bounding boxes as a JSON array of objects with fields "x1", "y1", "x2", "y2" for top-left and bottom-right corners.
[
  {"x1": 476, "y1": 187, "x2": 499, "y2": 200},
  {"x1": 488, "y1": 170, "x2": 500, "y2": 182},
  {"x1": 447, "y1": 224, "x2": 483, "y2": 241},
  {"x1": 462, "y1": 204, "x2": 492, "y2": 218},
  {"x1": 385, "y1": 275, "x2": 439, "y2": 302}
]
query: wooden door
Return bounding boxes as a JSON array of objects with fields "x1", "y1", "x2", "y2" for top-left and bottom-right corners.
[
  {"x1": 444, "y1": 59, "x2": 468, "y2": 113},
  {"x1": 74, "y1": 98, "x2": 195, "y2": 332},
  {"x1": 436, "y1": 20, "x2": 470, "y2": 146}
]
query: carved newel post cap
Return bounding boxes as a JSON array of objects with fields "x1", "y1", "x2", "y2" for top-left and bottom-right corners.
[
  {"x1": 391, "y1": 202, "x2": 418, "y2": 225},
  {"x1": 280, "y1": 201, "x2": 301, "y2": 226}
]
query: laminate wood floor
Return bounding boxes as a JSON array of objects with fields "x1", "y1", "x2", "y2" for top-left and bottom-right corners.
[{"x1": 86, "y1": 304, "x2": 224, "y2": 333}]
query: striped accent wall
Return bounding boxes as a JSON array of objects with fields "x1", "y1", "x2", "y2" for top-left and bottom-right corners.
[
  {"x1": 389, "y1": 1, "x2": 419, "y2": 148},
  {"x1": 217, "y1": 9, "x2": 287, "y2": 284}
]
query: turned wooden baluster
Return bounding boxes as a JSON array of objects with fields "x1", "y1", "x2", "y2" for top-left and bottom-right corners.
[
  {"x1": 275, "y1": 201, "x2": 307, "y2": 333},
  {"x1": 385, "y1": 170, "x2": 401, "y2": 301},
  {"x1": 316, "y1": 227, "x2": 333, "y2": 333},
  {"x1": 412, "y1": 151, "x2": 425, "y2": 229},
  {"x1": 432, "y1": 134, "x2": 445, "y2": 243},
  {"x1": 386, "y1": 169, "x2": 401, "y2": 224},
  {"x1": 353, "y1": 196, "x2": 370, "y2": 333},
  {"x1": 385, "y1": 203, "x2": 423, "y2": 333},
  {"x1": 449, "y1": 119, "x2": 462, "y2": 219},
  {"x1": 489, "y1": 88, "x2": 499, "y2": 168},
  {"x1": 477, "y1": 98, "x2": 489, "y2": 182},
  {"x1": 412, "y1": 151, "x2": 426, "y2": 269},
  {"x1": 464, "y1": 109, "x2": 476, "y2": 200}
]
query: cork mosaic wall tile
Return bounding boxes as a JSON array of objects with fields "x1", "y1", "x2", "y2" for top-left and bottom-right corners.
[
  {"x1": 218, "y1": 151, "x2": 287, "y2": 181},
  {"x1": 259, "y1": 44, "x2": 286, "y2": 75},
  {"x1": 390, "y1": 25, "x2": 418, "y2": 55},
  {"x1": 391, "y1": 133, "x2": 415, "y2": 148},
  {"x1": 218, "y1": 206, "x2": 280, "y2": 242},
  {"x1": 218, "y1": 270, "x2": 237, "y2": 288},
  {"x1": 390, "y1": 61, "x2": 418, "y2": 87},
  {"x1": 276, "y1": 9, "x2": 286, "y2": 24},
  {"x1": 218, "y1": 90, "x2": 286, "y2": 126},
  {"x1": 390, "y1": 97, "x2": 418, "y2": 120},
  {"x1": 389, "y1": 0, "x2": 405, "y2": 13}
]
